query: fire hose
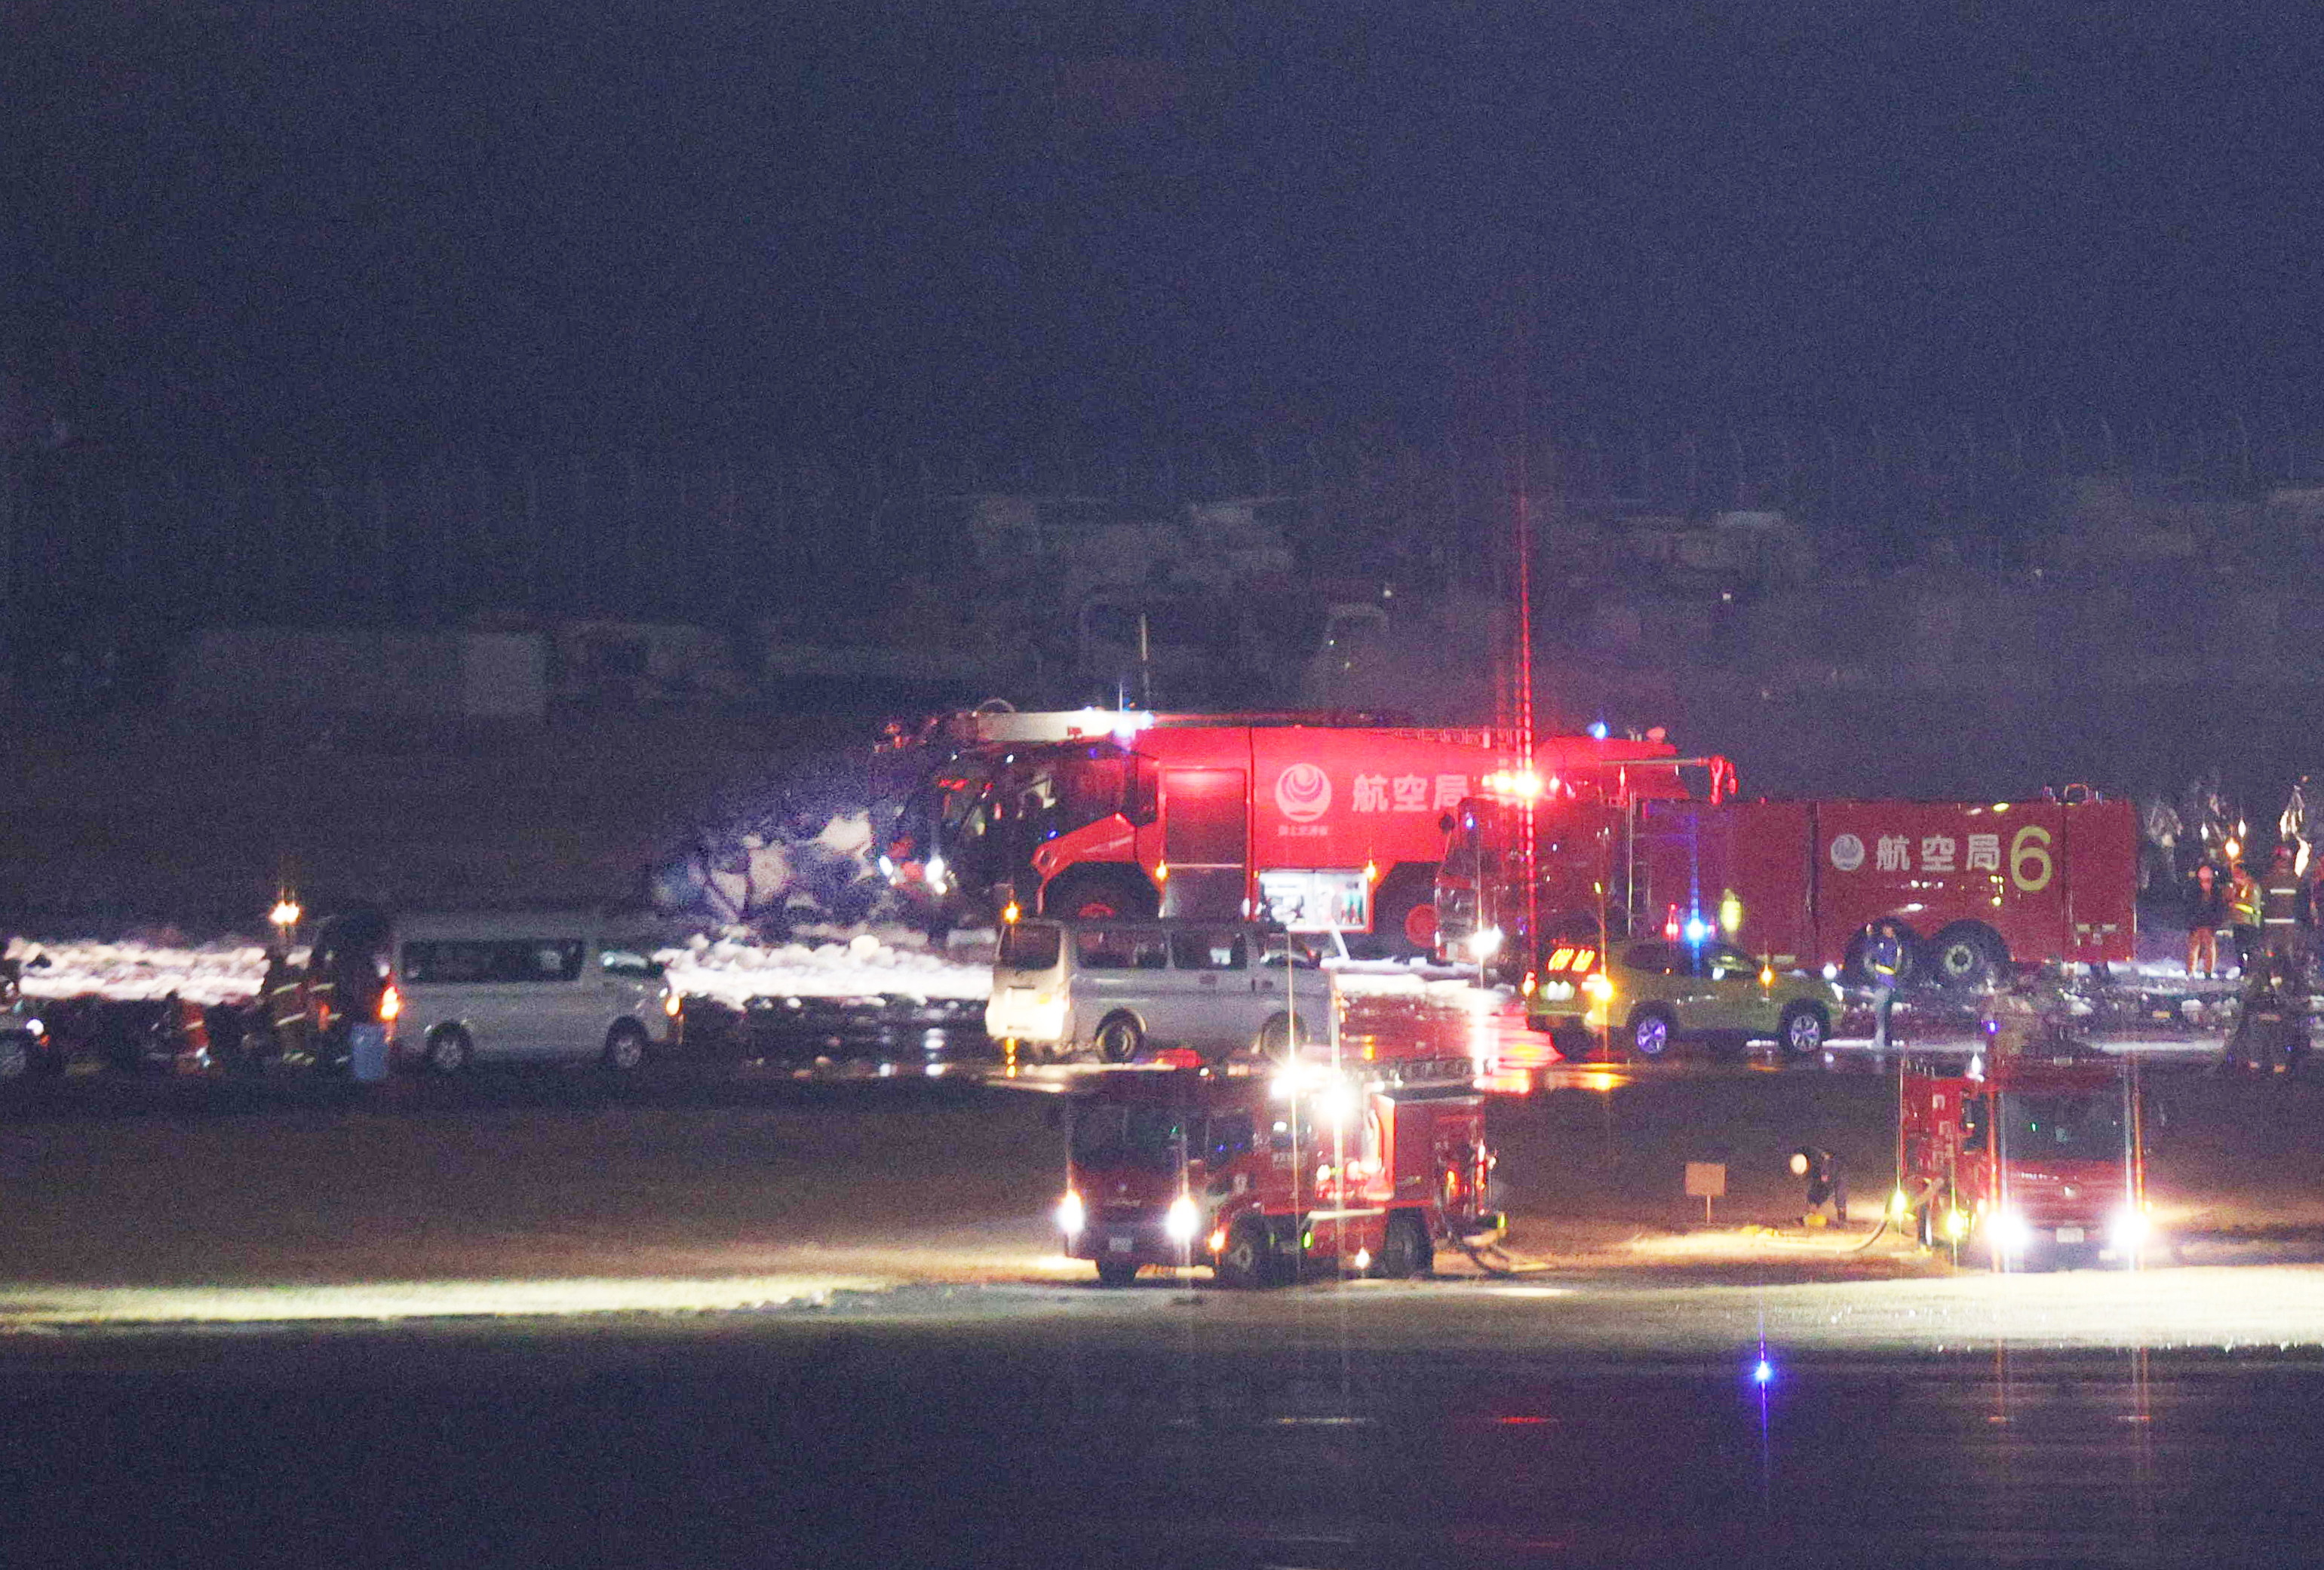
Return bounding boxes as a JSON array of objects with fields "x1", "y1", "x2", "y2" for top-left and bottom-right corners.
[
  {"x1": 1853, "y1": 1174, "x2": 1946, "y2": 1254},
  {"x1": 1433, "y1": 1196, "x2": 1556, "y2": 1277}
]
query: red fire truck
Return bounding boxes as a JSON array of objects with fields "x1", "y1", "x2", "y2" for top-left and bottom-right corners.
[
  {"x1": 883, "y1": 708, "x2": 1681, "y2": 953},
  {"x1": 1054, "y1": 1050, "x2": 1501, "y2": 1288},
  {"x1": 1441, "y1": 787, "x2": 2138, "y2": 989},
  {"x1": 1899, "y1": 1044, "x2": 2149, "y2": 1271}
]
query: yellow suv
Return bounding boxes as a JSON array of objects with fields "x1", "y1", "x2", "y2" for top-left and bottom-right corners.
[{"x1": 1527, "y1": 937, "x2": 1842, "y2": 1062}]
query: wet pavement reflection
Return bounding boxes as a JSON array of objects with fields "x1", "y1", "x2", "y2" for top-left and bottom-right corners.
[{"x1": 0, "y1": 1317, "x2": 2292, "y2": 1568}]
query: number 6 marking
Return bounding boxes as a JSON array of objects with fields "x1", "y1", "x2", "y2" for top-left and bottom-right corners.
[{"x1": 2009, "y1": 824, "x2": 2054, "y2": 893}]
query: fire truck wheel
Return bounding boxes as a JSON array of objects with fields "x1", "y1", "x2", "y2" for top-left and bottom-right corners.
[
  {"x1": 1377, "y1": 1212, "x2": 1433, "y2": 1280},
  {"x1": 1043, "y1": 868, "x2": 1158, "y2": 922},
  {"x1": 1626, "y1": 1007, "x2": 1676, "y2": 1060},
  {"x1": 1930, "y1": 925, "x2": 2003, "y2": 989},
  {"x1": 1368, "y1": 866, "x2": 1438, "y2": 959},
  {"x1": 424, "y1": 1025, "x2": 472, "y2": 1075},
  {"x1": 1092, "y1": 1013, "x2": 1145, "y2": 1063},
  {"x1": 1215, "y1": 1217, "x2": 1272, "y2": 1289},
  {"x1": 1779, "y1": 1002, "x2": 1831, "y2": 1058},
  {"x1": 1095, "y1": 1259, "x2": 1140, "y2": 1289}
]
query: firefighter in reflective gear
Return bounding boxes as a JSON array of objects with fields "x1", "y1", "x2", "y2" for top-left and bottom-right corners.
[
  {"x1": 2227, "y1": 861, "x2": 2264, "y2": 977},
  {"x1": 2304, "y1": 858, "x2": 2324, "y2": 984},
  {"x1": 1866, "y1": 921, "x2": 1905, "y2": 1050},
  {"x1": 2263, "y1": 844, "x2": 2307, "y2": 982},
  {"x1": 155, "y1": 992, "x2": 210, "y2": 1073},
  {"x1": 257, "y1": 948, "x2": 306, "y2": 1064}
]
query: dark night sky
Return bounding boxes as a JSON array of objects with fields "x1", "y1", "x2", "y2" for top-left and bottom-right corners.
[{"x1": 4, "y1": 1, "x2": 2318, "y2": 459}]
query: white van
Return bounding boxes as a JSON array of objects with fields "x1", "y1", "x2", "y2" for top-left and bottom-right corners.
[
  {"x1": 985, "y1": 918, "x2": 1332, "y2": 1063},
  {"x1": 386, "y1": 912, "x2": 681, "y2": 1073}
]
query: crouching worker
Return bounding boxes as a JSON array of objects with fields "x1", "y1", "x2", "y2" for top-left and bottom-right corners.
[{"x1": 1790, "y1": 1145, "x2": 1847, "y2": 1227}]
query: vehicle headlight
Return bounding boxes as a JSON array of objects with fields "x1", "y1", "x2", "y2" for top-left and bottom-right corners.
[
  {"x1": 1056, "y1": 1191, "x2": 1085, "y2": 1237},
  {"x1": 1991, "y1": 1207, "x2": 2032, "y2": 1253},
  {"x1": 2109, "y1": 1204, "x2": 2149, "y2": 1249},
  {"x1": 1581, "y1": 974, "x2": 1613, "y2": 1001},
  {"x1": 1164, "y1": 1193, "x2": 1199, "y2": 1243},
  {"x1": 1315, "y1": 1082, "x2": 1358, "y2": 1127}
]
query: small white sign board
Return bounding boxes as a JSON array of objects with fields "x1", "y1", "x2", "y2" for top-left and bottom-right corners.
[{"x1": 1684, "y1": 1161, "x2": 1727, "y2": 1222}]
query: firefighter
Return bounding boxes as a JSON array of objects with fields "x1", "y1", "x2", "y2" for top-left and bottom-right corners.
[
  {"x1": 2264, "y1": 843, "x2": 2304, "y2": 965},
  {"x1": 2227, "y1": 860, "x2": 2263, "y2": 977},
  {"x1": 2229, "y1": 947, "x2": 2310, "y2": 1074},
  {"x1": 154, "y1": 992, "x2": 210, "y2": 1073},
  {"x1": 1866, "y1": 920, "x2": 1905, "y2": 1051},
  {"x1": 2186, "y1": 861, "x2": 2225, "y2": 981},
  {"x1": 1788, "y1": 1145, "x2": 1847, "y2": 1226},
  {"x1": 2304, "y1": 857, "x2": 2324, "y2": 986},
  {"x1": 255, "y1": 947, "x2": 299, "y2": 1063}
]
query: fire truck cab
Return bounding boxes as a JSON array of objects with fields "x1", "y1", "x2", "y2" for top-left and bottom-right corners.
[
  {"x1": 1899, "y1": 1048, "x2": 2150, "y2": 1271},
  {"x1": 883, "y1": 707, "x2": 1687, "y2": 956},
  {"x1": 1055, "y1": 1051, "x2": 1500, "y2": 1288}
]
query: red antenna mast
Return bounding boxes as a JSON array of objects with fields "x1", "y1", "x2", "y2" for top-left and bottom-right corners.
[{"x1": 1504, "y1": 291, "x2": 1539, "y2": 964}]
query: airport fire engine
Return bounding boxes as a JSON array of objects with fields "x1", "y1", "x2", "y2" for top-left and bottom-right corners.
[
  {"x1": 1898, "y1": 1029, "x2": 2151, "y2": 1271},
  {"x1": 1438, "y1": 783, "x2": 2138, "y2": 989},
  {"x1": 1054, "y1": 1047, "x2": 1501, "y2": 1289},
  {"x1": 882, "y1": 707, "x2": 1681, "y2": 953}
]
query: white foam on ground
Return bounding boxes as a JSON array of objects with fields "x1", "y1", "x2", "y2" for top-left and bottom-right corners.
[
  {"x1": 1, "y1": 931, "x2": 2228, "y2": 1038},
  {"x1": 5, "y1": 939, "x2": 273, "y2": 1007},
  {"x1": 5, "y1": 931, "x2": 999, "y2": 1008},
  {"x1": 665, "y1": 928, "x2": 995, "y2": 1007}
]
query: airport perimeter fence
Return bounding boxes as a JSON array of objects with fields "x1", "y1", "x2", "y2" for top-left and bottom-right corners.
[{"x1": 2, "y1": 412, "x2": 2321, "y2": 658}]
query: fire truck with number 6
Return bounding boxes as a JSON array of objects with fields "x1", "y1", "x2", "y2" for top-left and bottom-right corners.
[{"x1": 1438, "y1": 784, "x2": 2137, "y2": 1007}]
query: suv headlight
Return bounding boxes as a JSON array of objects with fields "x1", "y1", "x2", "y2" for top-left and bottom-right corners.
[
  {"x1": 1056, "y1": 1191, "x2": 1085, "y2": 1237},
  {"x1": 2108, "y1": 1204, "x2": 2149, "y2": 1250},
  {"x1": 1165, "y1": 1194, "x2": 1199, "y2": 1243}
]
